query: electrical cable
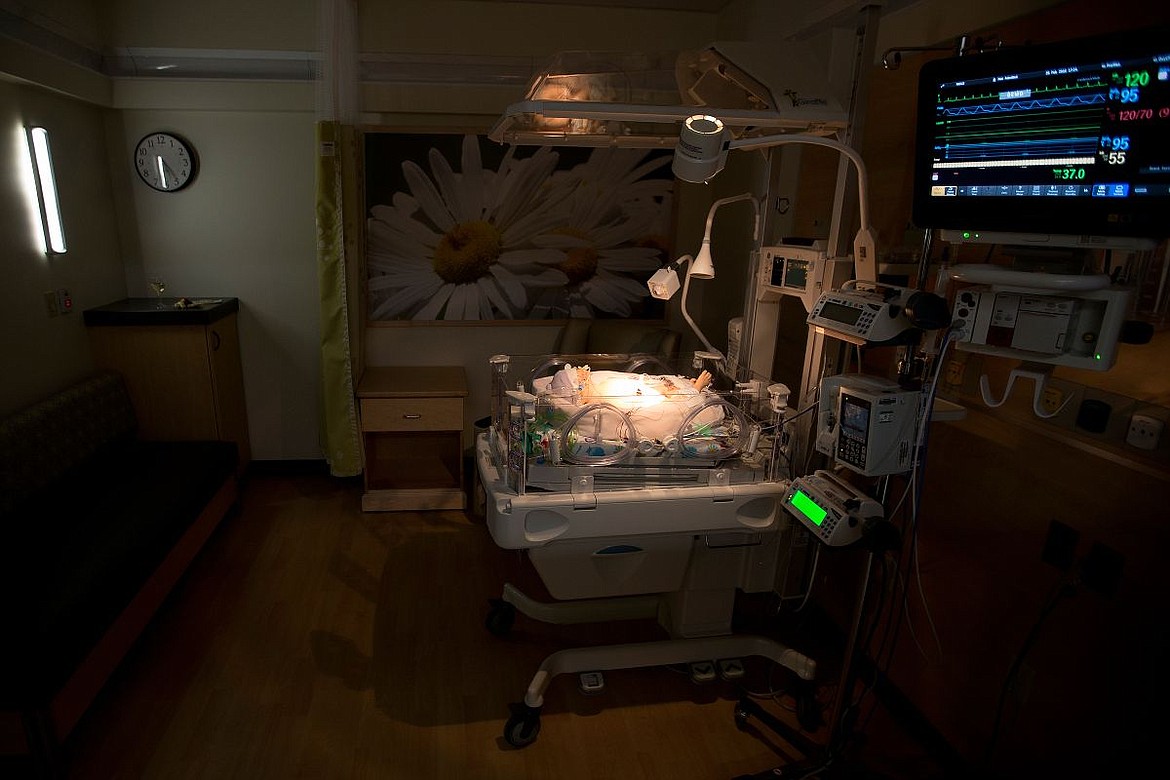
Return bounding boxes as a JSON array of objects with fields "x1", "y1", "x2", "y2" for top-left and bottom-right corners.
[
  {"x1": 903, "y1": 330, "x2": 958, "y2": 659},
  {"x1": 837, "y1": 552, "x2": 892, "y2": 724},
  {"x1": 851, "y1": 333, "x2": 956, "y2": 733},
  {"x1": 982, "y1": 576, "x2": 1077, "y2": 769},
  {"x1": 791, "y1": 538, "x2": 822, "y2": 613}
]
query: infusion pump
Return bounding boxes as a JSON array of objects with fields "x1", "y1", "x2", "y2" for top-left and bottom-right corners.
[
  {"x1": 815, "y1": 375, "x2": 920, "y2": 477},
  {"x1": 781, "y1": 470, "x2": 884, "y2": 547},
  {"x1": 807, "y1": 282, "x2": 916, "y2": 345}
]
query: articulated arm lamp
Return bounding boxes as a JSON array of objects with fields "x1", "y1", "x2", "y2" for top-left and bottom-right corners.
[{"x1": 673, "y1": 114, "x2": 876, "y2": 283}]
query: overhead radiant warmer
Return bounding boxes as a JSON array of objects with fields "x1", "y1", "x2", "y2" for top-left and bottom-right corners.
[{"x1": 488, "y1": 39, "x2": 853, "y2": 148}]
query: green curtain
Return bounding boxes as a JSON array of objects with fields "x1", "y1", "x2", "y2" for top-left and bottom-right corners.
[{"x1": 315, "y1": 120, "x2": 361, "y2": 477}]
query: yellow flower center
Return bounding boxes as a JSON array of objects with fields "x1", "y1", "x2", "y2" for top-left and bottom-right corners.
[
  {"x1": 559, "y1": 247, "x2": 599, "y2": 284},
  {"x1": 553, "y1": 227, "x2": 598, "y2": 284},
  {"x1": 433, "y1": 220, "x2": 502, "y2": 284}
]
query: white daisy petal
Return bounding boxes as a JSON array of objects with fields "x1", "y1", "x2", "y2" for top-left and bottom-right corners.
[
  {"x1": 530, "y1": 234, "x2": 590, "y2": 249},
  {"x1": 427, "y1": 148, "x2": 467, "y2": 223},
  {"x1": 491, "y1": 266, "x2": 528, "y2": 306},
  {"x1": 583, "y1": 283, "x2": 630, "y2": 316},
  {"x1": 602, "y1": 274, "x2": 651, "y2": 299},
  {"x1": 498, "y1": 248, "x2": 565, "y2": 266},
  {"x1": 402, "y1": 161, "x2": 456, "y2": 232},
  {"x1": 371, "y1": 281, "x2": 441, "y2": 319},
  {"x1": 461, "y1": 135, "x2": 485, "y2": 220},
  {"x1": 596, "y1": 248, "x2": 662, "y2": 272},
  {"x1": 479, "y1": 276, "x2": 513, "y2": 318},
  {"x1": 522, "y1": 269, "x2": 571, "y2": 287},
  {"x1": 445, "y1": 284, "x2": 470, "y2": 321},
  {"x1": 414, "y1": 283, "x2": 454, "y2": 319}
]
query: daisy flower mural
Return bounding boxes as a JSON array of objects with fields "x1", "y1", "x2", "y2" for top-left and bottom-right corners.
[
  {"x1": 527, "y1": 147, "x2": 674, "y2": 318},
  {"x1": 366, "y1": 135, "x2": 573, "y2": 320},
  {"x1": 364, "y1": 135, "x2": 675, "y2": 321}
]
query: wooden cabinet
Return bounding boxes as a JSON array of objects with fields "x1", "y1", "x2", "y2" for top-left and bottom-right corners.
[
  {"x1": 84, "y1": 298, "x2": 251, "y2": 472},
  {"x1": 357, "y1": 366, "x2": 467, "y2": 512}
]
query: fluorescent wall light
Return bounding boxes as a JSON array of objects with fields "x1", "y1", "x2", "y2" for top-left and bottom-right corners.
[{"x1": 26, "y1": 127, "x2": 67, "y2": 254}]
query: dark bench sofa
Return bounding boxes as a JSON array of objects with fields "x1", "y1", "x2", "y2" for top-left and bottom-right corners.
[{"x1": 0, "y1": 370, "x2": 239, "y2": 774}]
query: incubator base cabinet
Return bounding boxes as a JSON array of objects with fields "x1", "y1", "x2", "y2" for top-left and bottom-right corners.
[{"x1": 475, "y1": 353, "x2": 815, "y2": 747}]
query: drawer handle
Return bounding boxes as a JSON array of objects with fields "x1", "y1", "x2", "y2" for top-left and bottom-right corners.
[{"x1": 402, "y1": 413, "x2": 422, "y2": 419}]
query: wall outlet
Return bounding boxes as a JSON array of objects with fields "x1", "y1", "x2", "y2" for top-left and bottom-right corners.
[
  {"x1": 1041, "y1": 386, "x2": 1066, "y2": 415},
  {"x1": 1126, "y1": 413, "x2": 1164, "y2": 450},
  {"x1": 43, "y1": 290, "x2": 58, "y2": 317}
]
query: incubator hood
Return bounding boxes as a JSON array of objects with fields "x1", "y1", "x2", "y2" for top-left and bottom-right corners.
[{"x1": 489, "y1": 40, "x2": 849, "y2": 148}]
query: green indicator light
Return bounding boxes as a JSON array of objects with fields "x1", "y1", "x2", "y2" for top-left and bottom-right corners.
[
  {"x1": 791, "y1": 489, "x2": 827, "y2": 527},
  {"x1": 962, "y1": 231, "x2": 971, "y2": 239},
  {"x1": 1095, "y1": 353, "x2": 1102, "y2": 360}
]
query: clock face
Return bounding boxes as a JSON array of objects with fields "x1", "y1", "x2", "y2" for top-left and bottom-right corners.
[{"x1": 134, "y1": 132, "x2": 197, "y2": 192}]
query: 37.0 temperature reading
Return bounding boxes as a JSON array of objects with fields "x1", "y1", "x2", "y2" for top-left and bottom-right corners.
[{"x1": 1052, "y1": 166, "x2": 1087, "y2": 180}]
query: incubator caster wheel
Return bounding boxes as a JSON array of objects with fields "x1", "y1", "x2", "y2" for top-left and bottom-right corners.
[
  {"x1": 795, "y1": 688, "x2": 823, "y2": 732},
  {"x1": 733, "y1": 703, "x2": 751, "y2": 731},
  {"x1": 485, "y1": 598, "x2": 515, "y2": 637},
  {"x1": 503, "y1": 703, "x2": 541, "y2": 748}
]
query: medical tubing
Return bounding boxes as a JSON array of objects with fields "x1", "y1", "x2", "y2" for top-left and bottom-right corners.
[
  {"x1": 556, "y1": 401, "x2": 637, "y2": 466},
  {"x1": 676, "y1": 397, "x2": 749, "y2": 458}
]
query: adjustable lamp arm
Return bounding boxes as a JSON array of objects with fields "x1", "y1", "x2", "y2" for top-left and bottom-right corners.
[
  {"x1": 674, "y1": 115, "x2": 877, "y2": 282},
  {"x1": 702, "y1": 192, "x2": 761, "y2": 241},
  {"x1": 729, "y1": 133, "x2": 875, "y2": 282},
  {"x1": 729, "y1": 134, "x2": 870, "y2": 237},
  {"x1": 676, "y1": 255, "x2": 721, "y2": 357}
]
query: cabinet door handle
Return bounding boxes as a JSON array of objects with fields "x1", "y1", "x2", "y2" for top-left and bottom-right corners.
[
  {"x1": 403, "y1": 413, "x2": 422, "y2": 419},
  {"x1": 210, "y1": 330, "x2": 221, "y2": 350}
]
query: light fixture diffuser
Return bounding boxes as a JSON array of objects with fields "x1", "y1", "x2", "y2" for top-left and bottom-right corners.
[{"x1": 26, "y1": 127, "x2": 66, "y2": 254}]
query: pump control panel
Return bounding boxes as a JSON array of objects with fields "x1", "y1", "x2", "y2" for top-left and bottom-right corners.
[{"x1": 781, "y1": 470, "x2": 884, "y2": 547}]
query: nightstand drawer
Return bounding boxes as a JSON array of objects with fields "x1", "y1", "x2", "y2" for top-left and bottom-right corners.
[{"x1": 361, "y1": 398, "x2": 463, "y2": 432}]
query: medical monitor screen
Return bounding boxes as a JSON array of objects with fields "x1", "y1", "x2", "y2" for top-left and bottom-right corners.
[
  {"x1": 818, "y1": 301, "x2": 863, "y2": 326},
  {"x1": 912, "y1": 27, "x2": 1170, "y2": 238}
]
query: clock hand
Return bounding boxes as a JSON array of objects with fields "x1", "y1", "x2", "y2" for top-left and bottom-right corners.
[{"x1": 155, "y1": 156, "x2": 183, "y2": 189}]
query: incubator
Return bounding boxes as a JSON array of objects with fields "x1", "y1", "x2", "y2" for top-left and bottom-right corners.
[{"x1": 476, "y1": 351, "x2": 816, "y2": 747}]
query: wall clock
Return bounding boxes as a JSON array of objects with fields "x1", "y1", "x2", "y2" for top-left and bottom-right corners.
[{"x1": 134, "y1": 132, "x2": 197, "y2": 192}]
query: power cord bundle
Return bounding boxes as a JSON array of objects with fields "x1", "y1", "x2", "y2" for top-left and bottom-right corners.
[{"x1": 749, "y1": 330, "x2": 960, "y2": 779}]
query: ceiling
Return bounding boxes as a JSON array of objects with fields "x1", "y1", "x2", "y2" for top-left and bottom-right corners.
[{"x1": 485, "y1": 0, "x2": 732, "y2": 10}]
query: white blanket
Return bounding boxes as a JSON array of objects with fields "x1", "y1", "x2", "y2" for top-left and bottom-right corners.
[{"x1": 534, "y1": 366, "x2": 725, "y2": 443}]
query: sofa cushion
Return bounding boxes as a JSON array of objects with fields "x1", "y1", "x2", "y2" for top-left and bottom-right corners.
[
  {"x1": 0, "y1": 371, "x2": 137, "y2": 518},
  {"x1": 0, "y1": 438, "x2": 237, "y2": 708}
]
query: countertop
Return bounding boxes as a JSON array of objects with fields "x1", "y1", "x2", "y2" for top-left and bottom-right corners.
[{"x1": 83, "y1": 297, "x2": 239, "y2": 326}]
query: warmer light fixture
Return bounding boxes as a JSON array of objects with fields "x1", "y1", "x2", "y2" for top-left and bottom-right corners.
[
  {"x1": 674, "y1": 115, "x2": 876, "y2": 282},
  {"x1": 25, "y1": 127, "x2": 66, "y2": 254}
]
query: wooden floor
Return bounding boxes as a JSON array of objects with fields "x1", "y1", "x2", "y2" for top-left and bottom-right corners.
[{"x1": 58, "y1": 473, "x2": 942, "y2": 780}]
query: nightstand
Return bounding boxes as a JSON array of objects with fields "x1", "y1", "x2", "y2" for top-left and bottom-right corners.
[{"x1": 356, "y1": 366, "x2": 468, "y2": 511}]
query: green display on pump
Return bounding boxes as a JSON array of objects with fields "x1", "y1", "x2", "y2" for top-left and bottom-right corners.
[{"x1": 790, "y1": 489, "x2": 827, "y2": 527}]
